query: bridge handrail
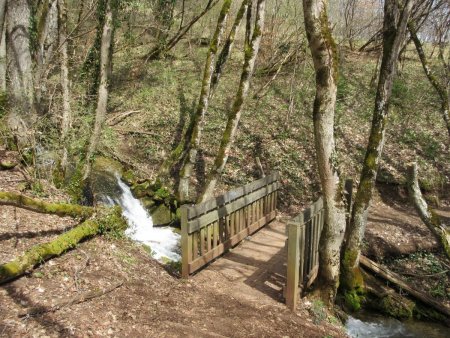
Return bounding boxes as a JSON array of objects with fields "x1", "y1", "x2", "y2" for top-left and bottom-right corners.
[{"x1": 181, "y1": 172, "x2": 280, "y2": 277}]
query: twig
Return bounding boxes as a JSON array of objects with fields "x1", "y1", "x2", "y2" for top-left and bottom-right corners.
[
  {"x1": 113, "y1": 128, "x2": 159, "y2": 137},
  {"x1": 19, "y1": 281, "x2": 123, "y2": 317},
  {"x1": 395, "y1": 269, "x2": 449, "y2": 278},
  {"x1": 107, "y1": 110, "x2": 142, "y2": 126}
]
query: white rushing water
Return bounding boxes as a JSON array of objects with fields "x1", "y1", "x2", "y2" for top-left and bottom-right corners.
[
  {"x1": 346, "y1": 316, "x2": 413, "y2": 338},
  {"x1": 109, "y1": 176, "x2": 181, "y2": 262}
]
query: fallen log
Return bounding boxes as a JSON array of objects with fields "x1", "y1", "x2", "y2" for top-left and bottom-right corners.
[
  {"x1": 0, "y1": 207, "x2": 126, "y2": 284},
  {"x1": 407, "y1": 163, "x2": 450, "y2": 259},
  {"x1": 19, "y1": 281, "x2": 124, "y2": 317},
  {"x1": 360, "y1": 255, "x2": 450, "y2": 318},
  {"x1": 0, "y1": 191, "x2": 93, "y2": 219}
]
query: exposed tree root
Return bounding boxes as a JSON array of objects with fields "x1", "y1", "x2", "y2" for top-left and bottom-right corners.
[
  {"x1": 0, "y1": 191, "x2": 94, "y2": 219},
  {"x1": 0, "y1": 206, "x2": 126, "y2": 284}
]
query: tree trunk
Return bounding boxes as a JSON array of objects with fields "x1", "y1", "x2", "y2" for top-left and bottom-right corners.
[
  {"x1": 0, "y1": 191, "x2": 94, "y2": 218},
  {"x1": 6, "y1": 0, "x2": 36, "y2": 144},
  {"x1": 341, "y1": 0, "x2": 414, "y2": 309},
  {"x1": 210, "y1": 0, "x2": 250, "y2": 97},
  {"x1": 83, "y1": 0, "x2": 115, "y2": 180},
  {"x1": 0, "y1": 1, "x2": 6, "y2": 92},
  {"x1": 198, "y1": 0, "x2": 265, "y2": 203},
  {"x1": 0, "y1": 206, "x2": 126, "y2": 284},
  {"x1": 407, "y1": 163, "x2": 450, "y2": 259},
  {"x1": 177, "y1": 0, "x2": 233, "y2": 202},
  {"x1": 408, "y1": 22, "x2": 450, "y2": 139},
  {"x1": 34, "y1": 0, "x2": 59, "y2": 113},
  {"x1": 302, "y1": 0, "x2": 346, "y2": 305},
  {"x1": 58, "y1": 0, "x2": 72, "y2": 171}
]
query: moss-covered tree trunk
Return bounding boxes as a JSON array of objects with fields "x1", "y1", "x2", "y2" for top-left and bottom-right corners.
[
  {"x1": 341, "y1": 0, "x2": 413, "y2": 310},
  {"x1": 58, "y1": 0, "x2": 72, "y2": 172},
  {"x1": 83, "y1": 0, "x2": 115, "y2": 180},
  {"x1": 408, "y1": 22, "x2": 450, "y2": 139},
  {"x1": 0, "y1": 191, "x2": 94, "y2": 218},
  {"x1": 177, "y1": 0, "x2": 233, "y2": 202},
  {"x1": 302, "y1": 0, "x2": 346, "y2": 305},
  {"x1": 209, "y1": 0, "x2": 250, "y2": 97},
  {"x1": 407, "y1": 163, "x2": 450, "y2": 259},
  {"x1": 6, "y1": 0, "x2": 37, "y2": 145},
  {"x1": 0, "y1": 206, "x2": 126, "y2": 284},
  {"x1": 197, "y1": 0, "x2": 265, "y2": 203}
]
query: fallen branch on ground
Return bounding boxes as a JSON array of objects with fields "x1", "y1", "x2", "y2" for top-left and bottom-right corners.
[
  {"x1": 0, "y1": 191, "x2": 94, "y2": 219},
  {"x1": 113, "y1": 128, "x2": 159, "y2": 137},
  {"x1": 0, "y1": 207, "x2": 126, "y2": 284},
  {"x1": 360, "y1": 255, "x2": 450, "y2": 317},
  {"x1": 19, "y1": 281, "x2": 124, "y2": 317},
  {"x1": 106, "y1": 110, "x2": 141, "y2": 126}
]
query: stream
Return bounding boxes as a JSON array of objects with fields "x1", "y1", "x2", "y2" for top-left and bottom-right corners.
[
  {"x1": 346, "y1": 312, "x2": 449, "y2": 338},
  {"x1": 107, "y1": 176, "x2": 181, "y2": 262}
]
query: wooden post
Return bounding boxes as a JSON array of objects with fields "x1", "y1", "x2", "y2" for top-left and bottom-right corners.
[
  {"x1": 286, "y1": 221, "x2": 301, "y2": 311},
  {"x1": 181, "y1": 205, "x2": 191, "y2": 278}
]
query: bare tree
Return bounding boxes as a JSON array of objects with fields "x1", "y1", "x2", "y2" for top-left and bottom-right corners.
[
  {"x1": 198, "y1": 0, "x2": 265, "y2": 203},
  {"x1": 83, "y1": 0, "x2": 115, "y2": 180},
  {"x1": 58, "y1": 0, "x2": 72, "y2": 171},
  {"x1": 409, "y1": 18, "x2": 450, "y2": 138},
  {"x1": 302, "y1": 0, "x2": 346, "y2": 305},
  {"x1": 341, "y1": 0, "x2": 414, "y2": 310},
  {"x1": 177, "y1": 0, "x2": 233, "y2": 202}
]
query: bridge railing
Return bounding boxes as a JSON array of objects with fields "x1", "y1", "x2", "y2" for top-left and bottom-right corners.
[
  {"x1": 285, "y1": 180, "x2": 353, "y2": 310},
  {"x1": 181, "y1": 172, "x2": 280, "y2": 278},
  {"x1": 285, "y1": 197, "x2": 324, "y2": 310}
]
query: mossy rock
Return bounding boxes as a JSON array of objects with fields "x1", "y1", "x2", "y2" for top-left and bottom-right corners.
[
  {"x1": 150, "y1": 204, "x2": 172, "y2": 226},
  {"x1": 0, "y1": 160, "x2": 17, "y2": 170},
  {"x1": 90, "y1": 157, "x2": 124, "y2": 205},
  {"x1": 141, "y1": 197, "x2": 156, "y2": 209},
  {"x1": 381, "y1": 294, "x2": 414, "y2": 319}
]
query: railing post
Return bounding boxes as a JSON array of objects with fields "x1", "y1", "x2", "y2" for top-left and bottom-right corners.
[
  {"x1": 181, "y1": 205, "x2": 191, "y2": 278},
  {"x1": 286, "y1": 221, "x2": 300, "y2": 311}
]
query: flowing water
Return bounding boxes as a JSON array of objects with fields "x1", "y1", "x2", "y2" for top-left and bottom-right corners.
[
  {"x1": 107, "y1": 176, "x2": 181, "y2": 262},
  {"x1": 346, "y1": 313, "x2": 449, "y2": 338}
]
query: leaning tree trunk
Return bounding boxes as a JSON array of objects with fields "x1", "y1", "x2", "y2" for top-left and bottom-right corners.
[
  {"x1": 302, "y1": 0, "x2": 346, "y2": 305},
  {"x1": 83, "y1": 0, "x2": 115, "y2": 180},
  {"x1": 0, "y1": 191, "x2": 94, "y2": 218},
  {"x1": 58, "y1": 0, "x2": 72, "y2": 172},
  {"x1": 408, "y1": 22, "x2": 450, "y2": 139},
  {"x1": 341, "y1": 0, "x2": 414, "y2": 310},
  {"x1": 177, "y1": 0, "x2": 233, "y2": 202},
  {"x1": 0, "y1": 206, "x2": 126, "y2": 284},
  {"x1": 209, "y1": 0, "x2": 250, "y2": 97},
  {"x1": 407, "y1": 163, "x2": 450, "y2": 259},
  {"x1": 198, "y1": 0, "x2": 265, "y2": 203},
  {"x1": 6, "y1": 0, "x2": 36, "y2": 145}
]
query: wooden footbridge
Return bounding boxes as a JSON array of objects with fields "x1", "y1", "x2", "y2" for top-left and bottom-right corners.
[{"x1": 180, "y1": 172, "x2": 326, "y2": 310}]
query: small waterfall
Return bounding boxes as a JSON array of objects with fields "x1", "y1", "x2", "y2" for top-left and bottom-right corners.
[{"x1": 109, "y1": 176, "x2": 181, "y2": 262}]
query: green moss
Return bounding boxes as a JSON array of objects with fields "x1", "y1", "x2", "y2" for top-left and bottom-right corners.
[
  {"x1": 380, "y1": 295, "x2": 414, "y2": 319},
  {"x1": 344, "y1": 290, "x2": 362, "y2": 312},
  {"x1": 319, "y1": 7, "x2": 338, "y2": 82}
]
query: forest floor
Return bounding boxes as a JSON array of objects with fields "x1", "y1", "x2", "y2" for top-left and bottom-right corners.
[{"x1": 1, "y1": 162, "x2": 450, "y2": 337}]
